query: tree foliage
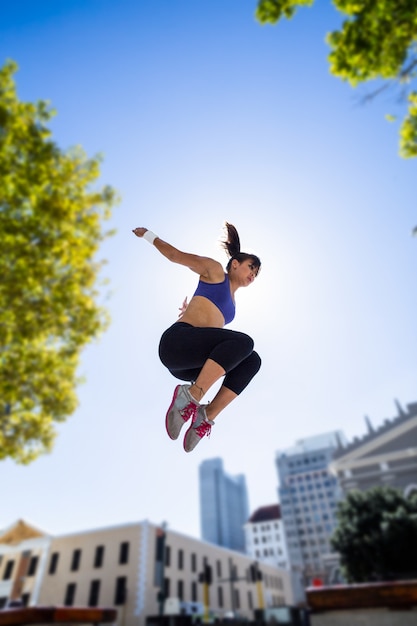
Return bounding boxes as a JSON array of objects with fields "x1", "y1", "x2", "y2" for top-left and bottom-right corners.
[
  {"x1": 256, "y1": 0, "x2": 417, "y2": 158},
  {"x1": 0, "y1": 60, "x2": 118, "y2": 463},
  {"x1": 331, "y1": 487, "x2": 417, "y2": 582}
]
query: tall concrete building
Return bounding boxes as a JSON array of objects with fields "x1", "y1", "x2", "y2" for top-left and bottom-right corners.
[
  {"x1": 199, "y1": 458, "x2": 249, "y2": 553},
  {"x1": 0, "y1": 519, "x2": 293, "y2": 624},
  {"x1": 276, "y1": 432, "x2": 346, "y2": 601},
  {"x1": 329, "y1": 399, "x2": 417, "y2": 496}
]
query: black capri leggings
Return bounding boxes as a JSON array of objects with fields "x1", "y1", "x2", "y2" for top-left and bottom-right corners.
[{"x1": 158, "y1": 322, "x2": 261, "y2": 396}]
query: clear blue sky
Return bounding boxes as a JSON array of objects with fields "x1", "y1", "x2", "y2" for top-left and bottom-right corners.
[{"x1": 2, "y1": 0, "x2": 416, "y2": 540}]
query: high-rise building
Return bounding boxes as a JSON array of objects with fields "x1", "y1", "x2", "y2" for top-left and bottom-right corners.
[
  {"x1": 276, "y1": 432, "x2": 346, "y2": 601},
  {"x1": 244, "y1": 505, "x2": 288, "y2": 570},
  {"x1": 199, "y1": 458, "x2": 249, "y2": 552}
]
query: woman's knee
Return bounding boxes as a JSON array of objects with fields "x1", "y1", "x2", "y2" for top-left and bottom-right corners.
[
  {"x1": 223, "y1": 350, "x2": 261, "y2": 395},
  {"x1": 245, "y1": 351, "x2": 261, "y2": 379},
  {"x1": 250, "y1": 351, "x2": 262, "y2": 375},
  {"x1": 227, "y1": 331, "x2": 254, "y2": 362},
  {"x1": 209, "y1": 332, "x2": 253, "y2": 371},
  {"x1": 237, "y1": 331, "x2": 255, "y2": 355}
]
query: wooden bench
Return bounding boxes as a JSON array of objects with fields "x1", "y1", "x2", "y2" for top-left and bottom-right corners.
[{"x1": 0, "y1": 607, "x2": 117, "y2": 626}]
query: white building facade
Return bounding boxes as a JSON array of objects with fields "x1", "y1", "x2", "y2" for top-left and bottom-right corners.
[{"x1": 244, "y1": 505, "x2": 288, "y2": 570}]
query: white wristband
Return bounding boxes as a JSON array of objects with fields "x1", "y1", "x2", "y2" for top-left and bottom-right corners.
[{"x1": 143, "y1": 230, "x2": 158, "y2": 245}]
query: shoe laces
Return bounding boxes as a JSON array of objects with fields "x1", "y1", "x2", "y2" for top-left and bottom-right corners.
[
  {"x1": 180, "y1": 402, "x2": 198, "y2": 422},
  {"x1": 195, "y1": 419, "x2": 212, "y2": 439}
]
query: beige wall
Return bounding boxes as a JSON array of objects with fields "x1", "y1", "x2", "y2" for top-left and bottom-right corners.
[
  {"x1": 1, "y1": 520, "x2": 293, "y2": 626},
  {"x1": 38, "y1": 522, "x2": 143, "y2": 626}
]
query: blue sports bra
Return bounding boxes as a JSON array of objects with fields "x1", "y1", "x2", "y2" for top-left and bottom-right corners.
[{"x1": 193, "y1": 274, "x2": 235, "y2": 324}]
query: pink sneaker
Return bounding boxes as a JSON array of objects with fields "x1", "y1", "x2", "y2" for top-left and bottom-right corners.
[
  {"x1": 183, "y1": 405, "x2": 213, "y2": 452},
  {"x1": 165, "y1": 384, "x2": 199, "y2": 440}
]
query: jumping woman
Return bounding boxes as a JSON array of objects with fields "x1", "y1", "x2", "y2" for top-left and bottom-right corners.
[{"x1": 132, "y1": 223, "x2": 261, "y2": 453}]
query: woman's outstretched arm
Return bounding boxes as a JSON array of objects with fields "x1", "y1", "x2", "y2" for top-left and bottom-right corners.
[{"x1": 132, "y1": 227, "x2": 223, "y2": 280}]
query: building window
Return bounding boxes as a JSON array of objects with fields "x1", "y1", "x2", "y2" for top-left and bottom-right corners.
[
  {"x1": 191, "y1": 581, "x2": 197, "y2": 602},
  {"x1": 247, "y1": 590, "x2": 253, "y2": 610},
  {"x1": 27, "y1": 556, "x2": 38, "y2": 577},
  {"x1": 119, "y1": 542, "x2": 129, "y2": 565},
  {"x1": 163, "y1": 577, "x2": 170, "y2": 599},
  {"x1": 49, "y1": 553, "x2": 59, "y2": 575},
  {"x1": 3, "y1": 561, "x2": 14, "y2": 580},
  {"x1": 217, "y1": 586, "x2": 223, "y2": 608},
  {"x1": 177, "y1": 580, "x2": 184, "y2": 600},
  {"x1": 178, "y1": 549, "x2": 184, "y2": 570},
  {"x1": 165, "y1": 546, "x2": 171, "y2": 567},
  {"x1": 94, "y1": 546, "x2": 105, "y2": 568},
  {"x1": 71, "y1": 549, "x2": 81, "y2": 572},
  {"x1": 114, "y1": 576, "x2": 127, "y2": 605},
  {"x1": 21, "y1": 593, "x2": 30, "y2": 607},
  {"x1": 216, "y1": 560, "x2": 222, "y2": 578},
  {"x1": 191, "y1": 553, "x2": 197, "y2": 573},
  {"x1": 234, "y1": 589, "x2": 240, "y2": 610},
  {"x1": 64, "y1": 583, "x2": 76, "y2": 606},
  {"x1": 89, "y1": 580, "x2": 101, "y2": 607}
]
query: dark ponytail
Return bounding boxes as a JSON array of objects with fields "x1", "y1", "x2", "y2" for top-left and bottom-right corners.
[
  {"x1": 222, "y1": 222, "x2": 261, "y2": 273},
  {"x1": 222, "y1": 222, "x2": 241, "y2": 258}
]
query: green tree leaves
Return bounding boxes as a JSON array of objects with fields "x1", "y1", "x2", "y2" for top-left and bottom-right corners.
[
  {"x1": 331, "y1": 487, "x2": 417, "y2": 582},
  {"x1": 256, "y1": 0, "x2": 314, "y2": 22},
  {"x1": 256, "y1": 0, "x2": 417, "y2": 157},
  {"x1": 401, "y1": 91, "x2": 417, "y2": 157},
  {"x1": 0, "y1": 60, "x2": 118, "y2": 463},
  {"x1": 328, "y1": 0, "x2": 417, "y2": 83}
]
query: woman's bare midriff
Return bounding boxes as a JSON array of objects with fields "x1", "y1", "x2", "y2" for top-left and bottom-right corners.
[{"x1": 177, "y1": 296, "x2": 225, "y2": 328}]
